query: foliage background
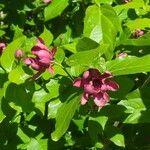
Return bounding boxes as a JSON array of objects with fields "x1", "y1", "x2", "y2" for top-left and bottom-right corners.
[{"x1": 0, "y1": 0, "x2": 150, "y2": 149}]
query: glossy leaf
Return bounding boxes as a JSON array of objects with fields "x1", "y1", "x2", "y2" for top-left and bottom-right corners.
[
  {"x1": 84, "y1": 4, "x2": 120, "y2": 59},
  {"x1": 51, "y1": 91, "x2": 81, "y2": 141},
  {"x1": 40, "y1": 27, "x2": 53, "y2": 46},
  {"x1": 44, "y1": 0, "x2": 69, "y2": 21},
  {"x1": 106, "y1": 55, "x2": 150, "y2": 76},
  {"x1": 1, "y1": 36, "x2": 26, "y2": 72},
  {"x1": 105, "y1": 126, "x2": 125, "y2": 147},
  {"x1": 8, "y1": 66, "x2": 30, "y2": 85}
]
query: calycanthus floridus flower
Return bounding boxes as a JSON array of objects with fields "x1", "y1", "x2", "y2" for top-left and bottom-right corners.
[
  {"x1": 73, "y1": 68, "x2": 119, "y2": 107},
  {"x1": 24, "y1": 37, "x2": 56, "y2": 79}
]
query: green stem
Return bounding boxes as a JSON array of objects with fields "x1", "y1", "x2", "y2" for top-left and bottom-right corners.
[
  {"x1": 141, "y1": 75, "x2": 150, "y2": 88},
  {"x1": 55, "y1": 62, "x2": 74, "y2": 81}
]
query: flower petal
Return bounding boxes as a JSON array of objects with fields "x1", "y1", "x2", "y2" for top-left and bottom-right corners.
[
  {"x1": 81, "y1": 93, "x2": 89, "y2": 105},
  {"x1": 24, "y1": 58, "x2": 32, "y2": 65},
  {"x1": 84, "y1": 83, "x2": 98, "y2": 94},
  {"x1": 89, "y1": 69, "x2": 100, "y2": 77},
  {"x1": 94, "y1": 92, "x2": 109, "y2": 107},
  {"x1": 102, "y1": 79, "x2": 119, "y2": 91},
  {"x1": 101, "y1": 71, "x2": 112, "y2": 79},
  {"x1": 73, "y1": 78, "x2": 82, "y2": 87},
  {"x1": 83, "y1": 70, "x2": 90, "y2": 79},
  {"x1": 32, "y1": 38, "x2": 49, "y2": 53}
]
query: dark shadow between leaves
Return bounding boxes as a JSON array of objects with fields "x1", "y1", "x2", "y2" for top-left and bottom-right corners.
[
  {"x1": 58, "y1": 76, "x2": 81, "y2": 103},
  {"x1": 0, "y1": 118, "x2": 22, "y2": 150},
  {"x1": 5, "y1": 80, "x2": 35, "y2": 113}
]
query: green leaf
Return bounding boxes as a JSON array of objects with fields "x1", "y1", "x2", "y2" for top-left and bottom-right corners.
[
  {"x1": 63, "y1": 42, "x2": 77, "y2": 53},
  {"x1": 84, "y1": 4, "x2": 120, "y2": 59},
  {"x1": 109, "y1": 76, "x2": 134, "y2": 99},
  {"x1": 54, "y1": 47, "x2": 65, "y2": 63},
  {"x1": 48, "y1": 99, "x2": 62, "y2": 119},
  {"x1": 13, "y1": 25, "x2": 24, "y2": 40},
  {"x1": 5, "y1": 82, "x2": 34, "y2": 112},
  {"x1": 76, "y1": 37, "x2": 99, "y2": 51},
  {"x1": 105, "y1": 126, "x2": 125, "y2": 147},
  {"x1": 126, "y1": 18, "x2": 150, "y2": 30},
  {"x1": 114, "y1": 0, "x2": 144, "y2": 11},
  {"x1": 27, "y1": 138, "x2": 42, "y2": 150},
  {"x1": 94, "y1": 0, "x2": 113, "y2": 5},
  {"x1": 44, "y1": 0, "x2": 69, "y2": 21},
  {"x1": 21, "y1": 37, "x2": 37, "y2": 53},
  {"x1": 8, "y1": 66, "x2": 30, "y2": 85},
  {"x1": 89, "y1": 116, "x2": 108, "y2": 130},
  {"x1": 0, "y1": 36, "x2": 26, "y2": 72},
  {"x1": 67, "y1": 50, "x2": 99, "y2": 66},
  {"x1": 88, "y1": 120, "x2": 103, "y2": 148},
  {"x1": 106, "y1": 55, "x2": 150, "y2": 76},
  {"x1": 51, "y1": 90, "x2": 81, "y2": 141},
  {"x1": 110, "y1": 133, "x2": 125, "y2": 147},
  {"x1": 40, "y1": 27, "x2": 53, "y2": 46},
  {"x1": 0, "y1": 97, "x2": 6, "y2": 122},
  {"x1": 0, "y1": 30, "x2": 5, "y2": 37},
  {"x1": 32, "y1": 79, "x2": 60, "y2": 103},
  {"x1": 118, "y1": 98, "x2": 146, "y2": 113},
  {"x1": 67, "y1": 44, "x2": 108, "y2": 67},
  {"x1": 17, "y1": 128, "x2": 30, "y2": 143}
]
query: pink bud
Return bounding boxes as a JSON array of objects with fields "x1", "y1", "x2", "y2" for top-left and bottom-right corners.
[
  {"x1": 15, "y1": 49, "x2": 24, "y2": 59},
  {"x1": 132, "y1": 29, "x2": 144, "y2": 38},
  {"x1": 0, "y1": 42, "x2": 6, "y2": 55},
  {"x1": 43, "y1": 0, "x2": 52, "y2": 4}
]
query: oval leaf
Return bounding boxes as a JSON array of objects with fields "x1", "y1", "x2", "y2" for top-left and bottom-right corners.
[
  {"x1": 44, "y1": 0, "x2": 69, "y2": 21},
  {"x1": 51, "y1": 92, "x2": 80, "y2": 141}
]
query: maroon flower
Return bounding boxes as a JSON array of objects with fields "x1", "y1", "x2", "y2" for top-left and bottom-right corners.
[
  {"x1": 24, "y1": 38, "x2": 56, "y2": 79},
  {"x1": 73, "y1": 69, "x2": 119, "y2": 107},
  {"x1": 15, "y1": 49, "x2": 24, "y2": 59},
  {"x1": 0, "y1": 42, "x2": 6, "y2": 55}
]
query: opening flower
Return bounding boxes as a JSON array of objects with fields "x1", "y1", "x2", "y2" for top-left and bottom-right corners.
[
  {"x1": 73, "y1": 69, "x2": 119, "y2": 107},
  {"x1": 24, "y1": 37, "x2": 56, "y2": 79}
]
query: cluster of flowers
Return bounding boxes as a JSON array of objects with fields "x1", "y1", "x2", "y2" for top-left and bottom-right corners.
[{"x1": 0, "y1": 37, "x2": 119, "y2": 108}]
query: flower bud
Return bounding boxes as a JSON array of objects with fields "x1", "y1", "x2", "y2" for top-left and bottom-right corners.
[
  {"x1": 43, "y1": 0, "x2": 52, "y2": 4},
  {"x1": 15, "y1": 49, "x2": 24, "y2": 59},
  {"x1": 132, "y1": 29, "x2": 144, "y2": 38},
  {"x1": 0, "y1": 42, "x2": 6, "y2": 55}
]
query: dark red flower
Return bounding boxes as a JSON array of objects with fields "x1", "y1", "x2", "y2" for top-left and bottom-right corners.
[
  {"x1": 24, "y1": 38, "x2": 56, "y2": 79},
  {"x1": 73, "y1": 69, "x2": 119, "y2": 107}
]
